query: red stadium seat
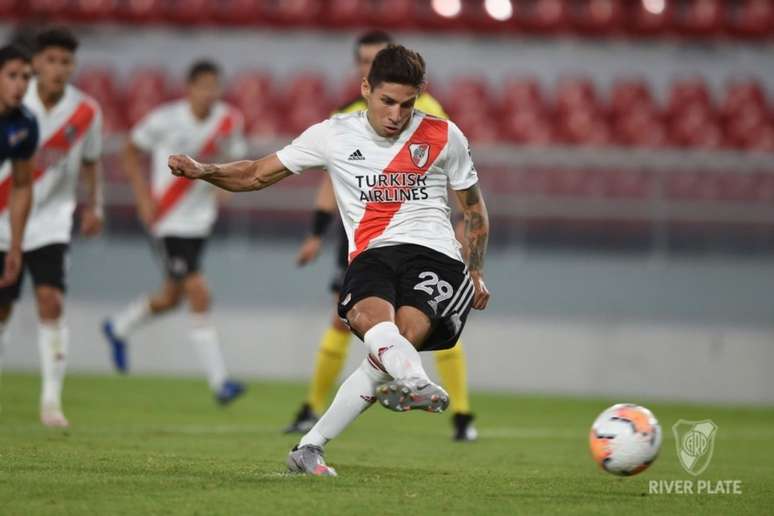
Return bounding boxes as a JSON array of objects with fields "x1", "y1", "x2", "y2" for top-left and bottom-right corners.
[
  {"x1": 609, "y1": 78, "x2": 654, "y2": 116},
  {"x1": 125, "y1": 68, "x2": 169, "y2": 126},
  {"x1": 515, "y1": 0, "x2": 570, "y2": 33},
  {"x1": 728, "y1": 0, "x2": 774, "y2": 38},
  {"x1": 674, "y1": 0, "x2": 725, "y2": 36},
  {"x1": 721, "y1": 78, "x2": 766, "y2": 119},
  {"x1": 117, "y1": 0, "x2": 165, "y2": 23},
  {"x1": 215, "y1": 0, "x2": 263, "y2": 25},
  {"x1": 165, "y1": 0, "x2": 214, "y2": 25},
  {"x1": 627, "y1": 0, "x2": 675, "y2": 35},
  {"x1": 502, "y1": 76, "x2": 544, "y2": 112},
  {"x1": 366, "y1": 0, "x2": 416, "y2": 29},
  {"x1": 325, "y1": 0, "x2": 367, "y2": 27},
  {"x1": 571, "y1": 0, "x2": 625, "y2": 35},
  {"x1": 668, "y1": 102, "x2": 723, "y2": 149},
  {"x1": 261, "y1": 0, "x2": 322, "y2": 26},
  {"x1": 500, "y1": 108, "x2": 555, "y2": 145},
  {"x1": 283, "y1": 72, "x2": 329, "y2": 108},
  {"x1": 227, "y1": 71, "x2": 275, "y2": 110},
  {"x1": 71, "y1": 0, "x2": 115, "y2": 22},
  {"x1": 27, "y1": 0, "x2": 68, "y2": 16},
  {"x1": 667, "y1": 77, "x2": 712, "y2": 116}
]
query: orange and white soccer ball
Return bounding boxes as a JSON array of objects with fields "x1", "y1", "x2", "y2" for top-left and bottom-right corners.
[{"x1": 589, "y1": 403, "x2": 662, "y2": 476}]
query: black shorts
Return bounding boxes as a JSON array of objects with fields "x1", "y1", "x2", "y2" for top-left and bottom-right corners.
[
  {"x1": 159, "y1": 237, "x2": 206, "y2": 281},
  {"x1": 329, "y1": 224, "x2": 349, "y2": 293},
  {"x1": 0, "y1": 243, "x2": 69, "y2": 304},
  {"x1": 337, "y1": 244, "x2": 474, "y2": 351}
]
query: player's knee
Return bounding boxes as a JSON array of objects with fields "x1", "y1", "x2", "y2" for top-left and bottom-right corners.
[
  {"x1": 184, "y1": 275, "x2": 210, "y2": 313},
  {"x1": 151, "y1": 286, "x2": 182, "y2": 312},
  {"x1": 36, "y1": 287, "x2": 63, "y2": 320}
]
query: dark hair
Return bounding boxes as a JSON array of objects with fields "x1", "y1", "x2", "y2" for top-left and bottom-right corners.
[
  {"x1": 187, "y1": 59, "x2": 220, "y2": 83},
  {"x1": 35, "y1": 26, "x2": 79, "y2": 53},
  {"x1": 0, "y1": 44, "x2": 31, "y2": 69},
  {"x1": 355, "y1": 30, "x2": 393, "y2": 55},
  {"x1": 367, "y1": 44, "x2": 425, "y2": 89}
]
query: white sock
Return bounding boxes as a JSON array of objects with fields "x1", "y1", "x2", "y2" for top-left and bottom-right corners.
[
  {"x1": 112, "y1": 297, "x2": 151, "y2": 339},
  {"x1": 38, "y1": 320, "x2": 68, "y2": 410},
  {"x1": 190, "y1": 314, "x2": 227, "y2": 391},
  {"x1": 300, "y1": 357, "x2": 391, "y2": 447},
  {"x1": 363, "y1": 321, "x2": 429, "y2": 381}
]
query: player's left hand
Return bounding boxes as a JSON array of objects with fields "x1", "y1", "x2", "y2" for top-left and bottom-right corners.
[
  {"x1": 469, "y1": 270, "x2": 490, "y2": 310},
  {"x1": 168, "y1": 154, "x2": 205, "y2": 179},
  {"x1": 0, "y1": 247, "x2": 22, "y2": 288},
  {"x1": 80, "y1": 207, "x2": 104, "y2": 237}
]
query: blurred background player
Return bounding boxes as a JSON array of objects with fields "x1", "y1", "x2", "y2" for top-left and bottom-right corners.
[
  {"x1": 0, "y1": 43, "x2": 36, "y2": 412},
  {"x1": 0, "y1": 28, "x2": 102, "y2": 428},
  {"x1": 285, "y1": 30, "x2": 478, "y2": 441},
  {"x1": 102, "y1": 60, "x2": 247, "y2": 405}
]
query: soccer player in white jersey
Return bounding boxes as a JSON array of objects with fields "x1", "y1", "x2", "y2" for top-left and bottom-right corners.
[
  {"x1": 0, "y1": 28, "x2": 103, "y2": 427},
  {"x1": 102, "y1": 61, "x2": 248, "y2": 405},
  {"x1": 168, "y1": 45, "x2": 490, "y2": 475}
]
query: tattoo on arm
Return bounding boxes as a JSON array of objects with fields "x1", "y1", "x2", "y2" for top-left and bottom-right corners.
[{"x1": 459, "y1": 184, "x2": 489, "y2": 272}]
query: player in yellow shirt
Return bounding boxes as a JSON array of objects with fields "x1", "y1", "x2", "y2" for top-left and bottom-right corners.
[{"x1": 284, "y1": 31, "x2": 477, "y2": 441}]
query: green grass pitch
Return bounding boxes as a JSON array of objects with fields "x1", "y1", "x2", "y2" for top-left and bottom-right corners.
[{"x1": 1, "y1": 372, "x2": 772, "y2": 515}]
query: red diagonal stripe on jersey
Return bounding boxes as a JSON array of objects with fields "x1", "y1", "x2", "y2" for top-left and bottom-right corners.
[
  {"x1": 349, "y1": 117, "x2": 448, "y2": 263},
  {"x1": 152, "y1": 112, "x2": 236, "y2": 225},
  {"x1": 0, "y1": 100, "x2": 95, "y2": 212}
]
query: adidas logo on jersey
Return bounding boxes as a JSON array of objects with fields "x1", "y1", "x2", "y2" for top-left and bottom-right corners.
[{"x1": 348, "y1": 149, "x2": 365, "y2": 161}]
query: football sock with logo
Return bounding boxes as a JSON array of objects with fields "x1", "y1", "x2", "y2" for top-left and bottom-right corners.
[
  {"x1": 112, "y1": 297, "x2": 151, "y2": 339},
  {"x1": 38, "y1": 320, "x2": 68, "y2": 410},
  {"x1": 363, "y1": 321, "x2": 429, "y2": 382},
  {"x1": 299, "y1": 357, "x2": 390, "y2": 447},
  {"x1": 433, "y1": 341, "x2": 471, "y2": 414},
  {"x1": 190, "y1": 314, "x2": 228, "y2": 391},
  {"x1": 306, "y1": 326, "x2": 352, "y2": 414}
]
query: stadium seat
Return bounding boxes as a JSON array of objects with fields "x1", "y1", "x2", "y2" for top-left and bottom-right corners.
[
  {"x1": 261, "y1": 0, "x2": 322, "y2": 26},
  {"x1": 667, "y1": 77, "x2": 712, "y2": 116},
  {"x1": 215, "y1": 0, "x2": 263, "y2": 24},
  {"x1": 117, "y1": 0, "x2": 165, "y2": 23},
  {"x1": 554, "y1": 76, "x2": 598, "y2": 113},
  {"x1": 325, "y1": 0, "x2": 367, "y2": 27},
  {"x1": 27, "y1": 0, "x2": 68, "y2": 16},
  {"x1": 72, "y1": 0, "x2": 116, "y2": 21},
  {"x1": 675, "y1": 0, "x2": 725, "y2": 36},
  {"x1": 609, "y1": 78, "x2": 654, "y2": 116},
  {"x1": 728, "y1": 0, "x2": 774, "y2": 38},
  {"x1": 165, "y1": 0, "x2": 214, "y2": 24},
  {"x1": 627, "y1": 0, "x2": 676, "y2": 35},
  {"x1": 500, "y1": 108, "x2": 555, "y2": 145},
  {"x1": 515, "y1": 0, "x2": 570, "y2": 33},
  {"x1": 366, "y1": 0, "x2": 416, "y2": 29},
  {"x1": 502, "y1": 76, "x2": 544, "y2": 112},
  {"x1": 571, "y1": 0, "x2": 625, "y2": 35},
  {"x1": 124, "y1": 68, "x2": 169, "y2": 125}
]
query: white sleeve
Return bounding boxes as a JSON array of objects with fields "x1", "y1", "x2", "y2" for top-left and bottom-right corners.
[
  {"x1": 225, "y1": 111, "x2": 248, "y2": 161},
  {"x1": 275, "y1": 120, "x2": 331, "y2": 174},
  {"x1": 82, "y1": 103, "x2": 103, "y2": 162},
  {"x1": 130, "y1": 108, "x2": 166, "y2": 152},
  {"x1": 445, "y1": 121, "x2": 479, "y2": 190}
]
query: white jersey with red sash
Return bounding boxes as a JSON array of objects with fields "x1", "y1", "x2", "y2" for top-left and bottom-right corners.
[
  {"x1": 0, "y1": 80, "x2": 102, "y2": 251},
  {"x1": 276, "y1": 110, "x2": 478, "y2": 263},
  {"x1": 131, "y1": 99, "x2": 246, "y2": 238}
]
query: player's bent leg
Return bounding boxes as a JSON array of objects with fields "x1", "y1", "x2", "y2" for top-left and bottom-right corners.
[
  {"x1": 367, "y1": 305, "x2": 449, "y2": 413},
  {"x1": 288, "y1": 357, "x2": 390, "y2": 476},
  {"x1": 434, "y1": 342, "x2": 478, "y2": 441},
  {"x1": 103, "y1": 280, "x2": 181, "y2": 373},
  {"x1": 183, "y1": 273, "x2": 245, "y2": 405},
  {"x1": 35, "y1": 286, "x2": 70, "y2": 428}
]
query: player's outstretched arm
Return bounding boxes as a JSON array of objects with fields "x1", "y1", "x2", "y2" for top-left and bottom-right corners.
[
  {"x1": 455, "y1": 183, "x2": 491, "y2": 310},
  {"x1": 0, "y1": 158, "x2": 33, "y2": 287},
  {"x1": 168, "y1": 153, "x2": 292, "y2": 193}
]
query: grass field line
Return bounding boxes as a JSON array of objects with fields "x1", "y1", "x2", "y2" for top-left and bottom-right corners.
[{"x1": 2, "y1": 423, "x2": 773, "y2": 441}]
